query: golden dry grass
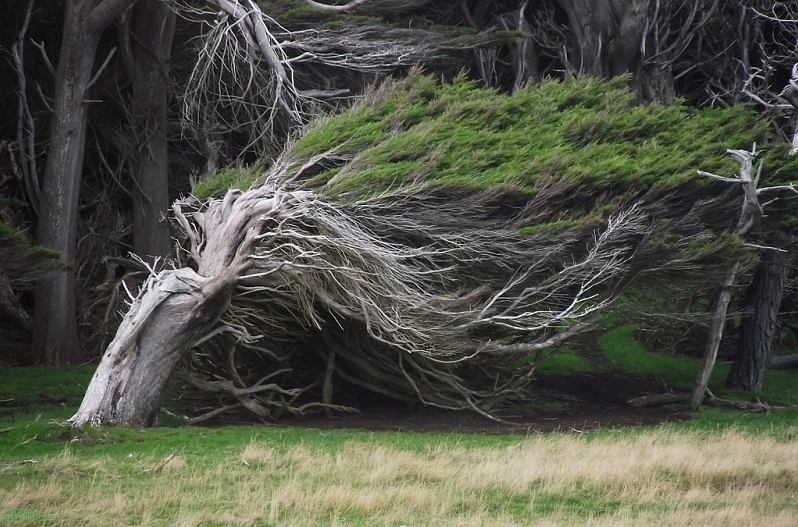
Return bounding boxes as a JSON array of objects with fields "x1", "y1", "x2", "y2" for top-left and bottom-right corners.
[{"x1": 2, "y1": 427, "x2": 797, "y2": 526}]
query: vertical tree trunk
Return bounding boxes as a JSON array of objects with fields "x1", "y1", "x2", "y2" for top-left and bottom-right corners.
[
  {"x1": 33, "y1": 3, "x2": 99, "y2": 364},
  {"x1": 727, "y1": 246, "x2": 789, "y2": 391},
  {"x1": 555, "y1": 0, "x2": 646, "y2": 78},
  {"x1": 556, "y1": 0, "x2": 614, "y2": 77},
  {"x1": 33, "y1": 0, "x2": 138, "y2": 365},
  {"x1": 127, "y1": 0, "x2": 175, "y2": 261}
]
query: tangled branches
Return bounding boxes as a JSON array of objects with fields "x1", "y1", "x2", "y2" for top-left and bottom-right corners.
[{"x1": 163, "y1": 148, "x2": 656, "y2": 423}]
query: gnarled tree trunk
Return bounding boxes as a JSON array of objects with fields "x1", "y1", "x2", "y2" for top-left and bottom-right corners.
[
  {"x1": 69, "y1": 186, "x2": 292, "y2": 427},
  {"x1": 68, "y1": 268, "x2": 234, "y2": 427}
]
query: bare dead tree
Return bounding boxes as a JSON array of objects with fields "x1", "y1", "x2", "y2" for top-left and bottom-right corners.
[
  {"x1": 691, "y1": 145, "x2": 797, "y2": 410},
  {"x1": 176, "y1": 0, "x2": 512, "y2": 168},
  {"x1": 11, "y1": 0, "x2": 41, "y2": 215}
]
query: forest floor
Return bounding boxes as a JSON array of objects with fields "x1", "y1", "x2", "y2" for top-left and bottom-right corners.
[{"x1": 210, "y1": 373, "x2": 688, "y2": 435}]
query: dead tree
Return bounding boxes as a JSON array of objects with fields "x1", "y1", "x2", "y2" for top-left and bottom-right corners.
[{"x1": 691, "y1": 145, "x2": 797, "y2": 410}]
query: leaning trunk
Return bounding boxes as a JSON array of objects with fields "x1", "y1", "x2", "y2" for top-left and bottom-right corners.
[
  {"x1": 690, "y1": 262, "x2": 739, "y2": 411},
  {"x1": 68, "y1": 268, "x2": 235, "y2": 427},
  {"x1": 727, "y1": 246, "x2": 789, "y2": 391},
  {"x1": 70, "y1": 185, "x2": 285, "y2": 427}
]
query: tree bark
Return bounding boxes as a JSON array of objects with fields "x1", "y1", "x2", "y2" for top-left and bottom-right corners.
[
  {"x1": 33, "y1": 0, "x2": 138, "y2": 365},
  {"x1": 555, "y1": 0, "x2": 646, "y2": 78},
  {"x1": 70, "y1": 184, "x2": 286, "y2": 427},
  {"x1": 33, "y1": 3, "x2": 100, "y2": 365},
  {"x1": 691, "y1": 262, "x2": 739, "y2": 411},
  {"x1": 727, "y1": 246, "x2": 789, "y2": 391},
  {"x1": 125, "y1": 0, "x2": 175, "y2": 262},
  {"x1": 68, "y1": 268, "x2": 235, "y2": 427}
]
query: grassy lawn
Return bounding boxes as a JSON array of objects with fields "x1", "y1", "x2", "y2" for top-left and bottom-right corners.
[{"x1": 2, "y1": 329, "x2": 798, "y2": 526}]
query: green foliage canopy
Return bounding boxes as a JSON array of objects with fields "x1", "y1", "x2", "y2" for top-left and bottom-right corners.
[{"x1": 287, "y1": 74, "x2": 790, "y2": 205}]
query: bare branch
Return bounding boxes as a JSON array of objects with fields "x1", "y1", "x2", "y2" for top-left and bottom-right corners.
[
  {"x1": 12, "y1": 0, "x2": 39, "y2": 214},
  {"x1": 303, "y1": 0, "x2": 373, "y2": 13},
  {"x1": 86, "y1": 48, "x2": 117, "y2": 90}
]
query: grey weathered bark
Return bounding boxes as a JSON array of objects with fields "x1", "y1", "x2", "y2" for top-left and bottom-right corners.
[
  {"x1": 690, "y1": 262, "x2": 739, "y2": 410},
  {"x1": 33, "y1": 0, "x2": 138, "y2": 365},
  {"x1": 68, "y1": 267, "x2": 235, "y2": 427},
  {"x1": 69, "y1": 185, "x2": 292, "y2": 427},
  {"x1": 121, "y1": 0, "x2": 176, "y2": 262},
  {"x1": 691, "y1": 147, "x2": 762, "y2": 411},
  {"x1": 727, "y1": 244, "x2": 790, "y2": 391}
]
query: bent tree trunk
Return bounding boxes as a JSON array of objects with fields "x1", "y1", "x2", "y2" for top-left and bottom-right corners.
[
  {"x1": 69, "y1": 186, "x2": 291, "y2": 427},
  {"x1": 68, "y1": 269, "x2": 234, "y2": 427},
  {"x1": 726, "y1": 245, "x2": 789, "y2": 391}
]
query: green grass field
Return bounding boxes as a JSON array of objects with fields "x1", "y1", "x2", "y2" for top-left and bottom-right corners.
[{"x1": 2, "y1": 327, "x2": 797, "y2": 526}]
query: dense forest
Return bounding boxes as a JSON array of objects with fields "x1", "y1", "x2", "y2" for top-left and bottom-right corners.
[{"x1": 0, "y1": 0, "x2": 797, "y2": 426}]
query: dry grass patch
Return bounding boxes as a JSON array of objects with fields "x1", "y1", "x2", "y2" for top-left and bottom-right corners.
[{"x1": 2, "y1": 427, "x2": 797, "y2": 526}]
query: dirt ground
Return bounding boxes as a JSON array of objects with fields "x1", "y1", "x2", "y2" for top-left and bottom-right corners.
[{"x1": 279, "y1": 373, "x2": 688, "y2": 435}]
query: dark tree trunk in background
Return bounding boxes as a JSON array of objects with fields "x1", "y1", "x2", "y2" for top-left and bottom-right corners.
[
  {"x1": 33, "y1": 0, "x2": 138, "y2": 365},
  {"x1": 34, "y1": 4, "x2": 100, "y2": 365},
  {"x1": 123, "y1": 0, "x2": 175, "y2": 262},
  {"x1": 727, "y1": 245, "x2": 790, "y2": 391},
  {"x1": 555, "y1": 0, "x2": 647, "y2": 77}
]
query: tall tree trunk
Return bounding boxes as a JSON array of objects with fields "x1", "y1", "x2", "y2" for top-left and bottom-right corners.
[
  {"x1": 33, "y1": 0, "x2": 137, "y2": 365},
  {"x1": 125, "y1": 0, "x2": 175, "y2": 261},
  {"x1": 33, "y1": 4, "x2": 100, "y2": 365},
  {"x1": 727, "y1": 245, "x2": 789, "y2": 391}
]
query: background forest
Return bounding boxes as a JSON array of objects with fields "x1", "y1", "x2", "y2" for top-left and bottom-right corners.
[{"x1": 1, "y1": 0, "x2": 798, "y2": 424}]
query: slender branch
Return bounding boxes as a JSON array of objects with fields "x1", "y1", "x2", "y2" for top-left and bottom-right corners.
[{"x1": 303, "y1": 0, "x2": 373, "y2": 12}]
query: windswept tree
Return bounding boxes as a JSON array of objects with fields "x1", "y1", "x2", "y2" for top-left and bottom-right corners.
[
  {"x1": 22, "y1": 0, "x2": 513, "y2": 364},
  {"x1": 69, "y1": 74, "x2": 792, "y2": 427}
]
